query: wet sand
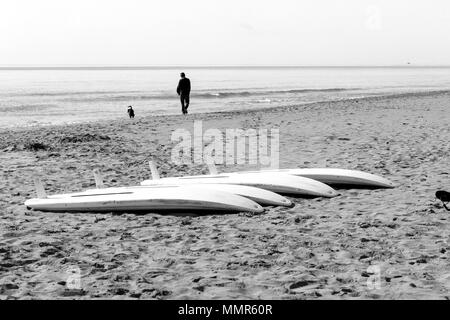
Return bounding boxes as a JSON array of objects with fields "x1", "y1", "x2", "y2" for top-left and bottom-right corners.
[{"x1": 0, "y1": 91, "x2": 449, "y2": 299}]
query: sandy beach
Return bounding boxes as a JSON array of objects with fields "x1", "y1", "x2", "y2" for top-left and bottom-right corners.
[{"x1": 1, "y1": 91, "x2": 449, "y2": 299}]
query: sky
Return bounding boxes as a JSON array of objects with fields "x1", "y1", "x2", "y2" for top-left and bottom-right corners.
[{"x1": 0, "y1": 0, "x2": 449, "y2": 66}]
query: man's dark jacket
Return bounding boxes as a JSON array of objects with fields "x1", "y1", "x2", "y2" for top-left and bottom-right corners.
[{"x1": 177, "y1": 78, "x2": 191, "y2": 96}]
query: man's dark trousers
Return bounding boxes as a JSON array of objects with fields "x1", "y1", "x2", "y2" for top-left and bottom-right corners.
[{"x1": 180, "y1": 94, "x2": 190, "y2": 114}]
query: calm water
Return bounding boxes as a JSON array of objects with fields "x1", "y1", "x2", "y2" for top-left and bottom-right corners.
[{"x1": 0, "y1": 67, "x2": 449, "y2": 128}]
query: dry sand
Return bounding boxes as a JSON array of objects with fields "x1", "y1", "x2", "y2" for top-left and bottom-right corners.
[{"x1": 0, "y1": 91, "x2": 449, "y2": 299}]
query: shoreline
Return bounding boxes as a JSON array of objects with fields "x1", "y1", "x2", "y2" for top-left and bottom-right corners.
[{"x1": 1, "y1": 88, "x2": 449, "y2": 136}]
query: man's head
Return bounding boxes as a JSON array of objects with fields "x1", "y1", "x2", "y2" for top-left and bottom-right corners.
[{"x1": 180, "y1": 72, "x2": 186, "y2": 78}]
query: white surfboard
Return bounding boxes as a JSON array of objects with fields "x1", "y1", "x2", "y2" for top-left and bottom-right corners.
[
  {"x1": 25, "y1": 185, "x2": 264, "y2": 213},
  {"x1": 48, "y1": 184, "x2": 292, "y2": 207},
  {"x1": 180, "y1": 184, "x2": 293, "y2": 207},
  {"x1": 141, "y1": 172, "x2": 338, "y2": 198},
  {"x1": 236, "y1": 168, "x2": 395, "y2": 188}
]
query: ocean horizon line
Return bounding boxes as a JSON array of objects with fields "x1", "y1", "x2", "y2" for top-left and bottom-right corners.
[{"x1": 1, "y1": 65, "x2": 450, "y2": 71}]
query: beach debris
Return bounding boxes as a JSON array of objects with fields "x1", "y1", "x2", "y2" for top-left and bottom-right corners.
[
  {"x1": 289, "y1": 280, "x2": 316, "y2": 290},
  {"x1": 58, "y1": 133, "x2": 111, "y2": 144},
  {"x1": 24, "y1": 141, "x2": 50, "y2": 151}
]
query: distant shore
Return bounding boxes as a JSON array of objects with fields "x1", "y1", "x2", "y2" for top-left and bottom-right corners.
[
  {"x1": 1, "y1": 90, "x2": 449, "y2": 299},
  {"x1": 2, "y1": 65, "x2": 450, "y2": 70}
]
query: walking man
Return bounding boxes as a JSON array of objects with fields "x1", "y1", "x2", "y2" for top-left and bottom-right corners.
[{"x1": 177, "y1": 72, "x2": 191, "y2": 115}]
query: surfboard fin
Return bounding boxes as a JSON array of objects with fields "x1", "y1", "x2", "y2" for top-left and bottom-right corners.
[
  {"x1": 33, "y1": 177, "x2": 47, "y2": 199},
  {"x1": 206, "y1": 161, "x2": 218, "y2": 175},
  {"x1": 317, "y1": 159, "x2": 328, "y2": 168},
  {"x1": 149, "y1": 160, "x2": 160, "y2": 180},
  {"x1": 93, "y1": 169, "x2": 105, "y2": 189}
]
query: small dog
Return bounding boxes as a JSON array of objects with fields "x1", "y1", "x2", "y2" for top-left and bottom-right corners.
[
  {"x1": 127, "y1": 106, "x2": 135, "y2": 119},
  {"x1": 436, "y1": 190, "x2": 450, "y2": 211}
]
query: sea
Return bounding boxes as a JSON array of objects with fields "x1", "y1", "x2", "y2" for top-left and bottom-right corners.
[{"x1": 0, "y1": 66, "x2": 449, "y2": 129}]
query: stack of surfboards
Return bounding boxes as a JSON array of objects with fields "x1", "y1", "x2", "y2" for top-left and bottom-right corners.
[
  {"x1": 26, "y1": 185, "x2": 265, "y2": 213},
  {"x1": 24, "y1": 163, "x2": 395, "y2": 214}
]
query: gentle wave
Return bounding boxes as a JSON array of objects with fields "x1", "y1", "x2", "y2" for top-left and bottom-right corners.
[
  {"x1": 24, "y1": 90, "x2": 141, "y2": 97},
  {"x1": 196, "y1": 87, "x2": 356, "y2": 98},
  {"x1": 0, "y1": 104, "x2": 57, "y2": 112},
  {"x1": 49, "y1": 87, "x2": 358, "y2": 102}
]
